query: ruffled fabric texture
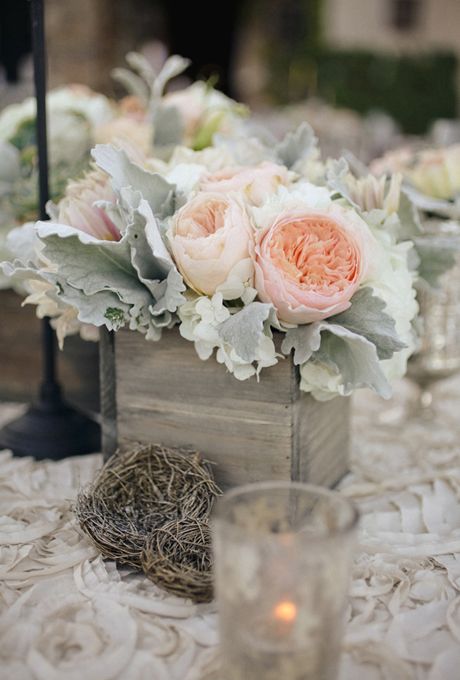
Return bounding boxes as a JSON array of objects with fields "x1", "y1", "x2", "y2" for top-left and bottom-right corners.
[{"x1": 1, "y1": 378, "x2": 460, "y2": 679}]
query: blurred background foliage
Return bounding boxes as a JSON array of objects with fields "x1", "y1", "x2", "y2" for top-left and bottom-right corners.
[
  {"x1": 1, "y1": 0, "x2": 459, "y2": 138},
  {"x1": 261, "y1": 0, "x2": 457, "y2": 135}
]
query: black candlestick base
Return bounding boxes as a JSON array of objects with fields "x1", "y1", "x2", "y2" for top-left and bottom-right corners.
[{"x1": 0, "y1": 382, "x2": 100, "y2": 459}]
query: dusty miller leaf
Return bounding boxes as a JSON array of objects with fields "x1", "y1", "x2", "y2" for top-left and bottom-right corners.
[
  {"x1": 92, "y1": 145, "x2": 176, "y2": 218},
  {"x1": 275, "y1": 122, "x2": 317, "y2": 170},
  {"x1": 281, "y1": 325, "x2": 323, "y2": 365},
  {"x1": 398, "y1": 190, "x2": 423, "y2": 240},
  {"x1": 313, "y1": 324, "x2": 392, "y2": 398},
  {"x1": 125, "y1": 51, "x2": 157, "y2": 85},
  {"x1": 414, "y1": 236, "x2": 458, "y2": 288},
  {"x1": 110, "y1": 68, "x2": 150, "y2": 104},
  {"x1": 330, "y1": 287, "x2": 406, "y2": 360},
  {"x1": 152, "y1": 55, "x2": 191, "y2": 99},
  {"x1": 325, "y1": 158, "x2": 360, "y2": 209},
  {"x1": 218, "y1": 302, "x2": 273, "y2": 362},
  {"x1": 37, "y1": 222, "x2": 151, "y2": 310},
  {"x1": 404, "y1": 185, "x2": 460, "y2": 221},
  {"x1": 56, "y1": 279, "x2": 131, "y2": 330},
  {"x1": 153, "y1": 105, "x2": 185, "y2": 148},
  {"x1": 125, "y1": 199, "x2": 185, "y2": 315}
]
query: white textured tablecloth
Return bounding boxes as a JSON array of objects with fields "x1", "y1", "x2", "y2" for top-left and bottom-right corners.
[{"x1": 1, "y1": 377, "x2": 460, "y2": 680}]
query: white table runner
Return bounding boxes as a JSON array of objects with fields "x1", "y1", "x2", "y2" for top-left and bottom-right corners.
[{"x1": 1, "y1": 376, "x2": 460, "y2": 680}]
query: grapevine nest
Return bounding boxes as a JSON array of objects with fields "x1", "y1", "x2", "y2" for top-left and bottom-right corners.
[{"x1": 75, "y1": 443, "x2": 221, "y2": 603}]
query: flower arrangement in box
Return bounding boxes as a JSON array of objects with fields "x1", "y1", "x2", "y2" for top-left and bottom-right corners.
[{"x1": 5, "y1": 55, "x2": 447, "y2": 403}]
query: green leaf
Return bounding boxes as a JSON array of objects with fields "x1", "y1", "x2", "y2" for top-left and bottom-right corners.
[
  {"x1": 330, "y1": 287, "x2": 406, "y2": 360},
  {"x1": 218, "y1": 302, "x2": 273, "y2": 362},
  {"x1": 275, "y1": 122, "x2": 317, "y2": 170}
]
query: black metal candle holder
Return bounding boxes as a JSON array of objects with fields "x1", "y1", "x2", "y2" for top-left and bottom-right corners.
[{"x1": 0, "y1": 0, "x2": 100, "y2": 459}]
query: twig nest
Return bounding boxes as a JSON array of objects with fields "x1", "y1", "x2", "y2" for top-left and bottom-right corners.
[
  {"x1": 75, "y1": 444, "x2": 220, "y2": 602},
  {"x1": 142, "y1": 517, "x2": 213, "y2": 603}
]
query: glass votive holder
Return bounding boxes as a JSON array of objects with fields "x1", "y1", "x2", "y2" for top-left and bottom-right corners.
[{"x1": 212, "y1": 481, "x2": 359, "y2": 680}]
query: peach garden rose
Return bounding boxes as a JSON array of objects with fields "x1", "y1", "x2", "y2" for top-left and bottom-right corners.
[
  {"x1": 253, "y1": 187, "x2": 378, "y2": 324},
  {"x1": 200, "y1": 161, "x2": 292, "y2": 206},
  {"x1": 168, "y1": 192, "x2": 254, "y2": 296}
]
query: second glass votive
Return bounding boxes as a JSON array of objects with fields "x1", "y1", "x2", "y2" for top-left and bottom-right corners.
[{"x1": 212, "y1": 481, "x2": 359, "y2": 680}]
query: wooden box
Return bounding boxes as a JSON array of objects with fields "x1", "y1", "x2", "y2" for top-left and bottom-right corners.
[{"x1": 100, "y1": 328, "x2": 350, "y2": 490}]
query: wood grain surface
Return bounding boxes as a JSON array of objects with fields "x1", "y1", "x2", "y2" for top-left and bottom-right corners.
[{"x1": 110, "y1": 328, "x2": 349, "y2": 489}]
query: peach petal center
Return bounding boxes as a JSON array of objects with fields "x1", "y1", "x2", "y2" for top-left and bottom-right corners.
[
  {"x1": 177, "y1": 199, "x2": 227, "y2": 239},
  {"x1": 267, "y1": 216, "x2": 359, "y2": 295}
]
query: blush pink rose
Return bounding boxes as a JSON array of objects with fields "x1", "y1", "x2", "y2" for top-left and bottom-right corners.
[
  {"x1": 58, "y1": 168, "x2": 120, "y2": 241},
  {"x1": 169, "y1": 192, "x2": 253, "y2": 295},
  {"x1": 200, "y1": 162, "x2": 291, "y2": 206},
  {"x1": 254, "y1": 206, "x2": 372, "y2": 324}
]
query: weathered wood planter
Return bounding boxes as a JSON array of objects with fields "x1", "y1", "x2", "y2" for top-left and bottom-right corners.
[{"x1": 101, "y1": 328, "x2": 350, "y2": 490}]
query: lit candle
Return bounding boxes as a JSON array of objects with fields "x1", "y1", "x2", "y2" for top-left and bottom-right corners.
[
  {"x1": 273, "y1": 599, "x2": 297, "y2": 624},
  {"x1": 213, "y1": 482, "x2": 358, "y2": 680},
  {"x1": 272, "y1": 599, "x2": 297, "y2": 636}
]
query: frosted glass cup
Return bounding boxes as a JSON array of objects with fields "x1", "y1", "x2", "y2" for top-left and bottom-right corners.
[{"x1": 212, "y1": 482, "x2": 359, "y2": 680}]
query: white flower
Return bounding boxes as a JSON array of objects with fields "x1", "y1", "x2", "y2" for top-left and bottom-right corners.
[
  {"x1": 163, "y1": 81, "x2": 245, "y2": 147},
  {"x1": 165, "y1": 145, "x2": 235, "y2": 172},
  {"x1": 368, "y1": 239, "x2": 418, "y2": 382},
  {"x1": 165, "y1": 163, "x2": 209, "y2": 197},
  {"x1": 300, "y1": 361, "x2": 343, "y2": 401},
  {"x1": 0, "y1": 86, "x2": 115, "y2": 163},
  {"x1": 178, "y1": 293, "x2": 277, "y2": 379}
]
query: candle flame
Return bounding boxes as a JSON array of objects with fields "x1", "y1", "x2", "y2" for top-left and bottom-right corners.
[{"x1": 273, "y1": 600, "x2": 297, "y2": 623}]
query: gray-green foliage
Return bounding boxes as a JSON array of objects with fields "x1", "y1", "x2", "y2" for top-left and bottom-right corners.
[
  {"x1": 414, "y1": 235, "x2": 458, "y2": 289},
  {"x1": 275, "y1": 122, "x2": 318, "y2": 171},
  {"x1": 217, "y1": 302, "x2": 274, "y2": 362},
  {"x1": 92, "y1": 145, "x2": 176, "y2": 219},
  {"x1": 330, "y1": 287, "x2": 406, "y2": 360},
  {"x1": 326, "y1": 158, "x2": 360, "y2": 209},
  {"x1": 111, "y1": 53, "x2": 191, "y2": 151},
  {"x1": 281, "y1": 287, "x2": 404, "y2": 397},
  {"x1": 28, "y1": 194, "x2": 186, "y2": 337}
]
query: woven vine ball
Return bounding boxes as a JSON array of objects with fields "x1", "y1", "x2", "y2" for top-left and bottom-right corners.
[{"x1": 75, "y1": 443, "x2": 221, "y2": 602}]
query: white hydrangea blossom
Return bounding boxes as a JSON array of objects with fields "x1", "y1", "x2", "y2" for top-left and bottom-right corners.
[{"x1": 178, "y1": 292, "x2": 278, "y2": 380}]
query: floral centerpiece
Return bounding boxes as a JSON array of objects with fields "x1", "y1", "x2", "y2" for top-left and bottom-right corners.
[
  {"x1": 370, "y1": 143, "x2": 460, "y2": 395},
  {"x1": 371, "y1": 144, "x2": 460, "y2": 283},
  {"x1": 4, "y1": 56, "x2": 435, "y2": 403},
  {"x1": 0, "y1": 54, "x2": 241, "y2": 289}
]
